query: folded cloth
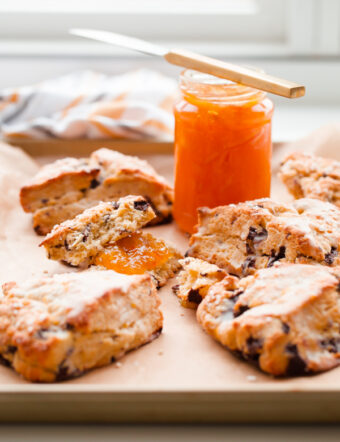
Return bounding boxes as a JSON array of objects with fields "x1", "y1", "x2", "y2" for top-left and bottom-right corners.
[{"x1": 0, "y1": 69, "x2": 177, "y2": 140}]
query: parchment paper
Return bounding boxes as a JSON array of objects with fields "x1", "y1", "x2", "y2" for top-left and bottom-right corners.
[{"x1": 1, "y1": 126, "x2": 340, "y2": 391}]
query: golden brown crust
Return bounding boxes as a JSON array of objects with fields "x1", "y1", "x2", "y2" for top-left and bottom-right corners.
[
  {"x1": 197, "y1": 263, "x2": 340, "y2": 376},
  {"x1": 40, "y1": 196, "x2": 156, "y2": 266},
  {"x1": 0, "y1": 269, "x2": 163, "y2": 382},
  {"x1": 187, "y1": 198, "x2": 340, "y2": 277},
  {"x1": 279, "y1": 152, "x2": 340, "y2": 206}
]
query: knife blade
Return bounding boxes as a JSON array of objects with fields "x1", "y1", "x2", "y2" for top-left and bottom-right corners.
[
  {"x1": 69, "y1": 28, "x2": 305, "y2": 98},
  {"x1": 70, "y1": 28, "x2": 167, "y2": 57}
]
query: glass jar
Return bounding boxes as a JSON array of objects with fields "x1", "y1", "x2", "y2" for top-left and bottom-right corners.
[{"x1": 174, "y1": 69, "x2": 274, "y2": 233}]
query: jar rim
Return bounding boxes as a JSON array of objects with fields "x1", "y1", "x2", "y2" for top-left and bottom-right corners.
[{"x1": 179, "y1": 69, "x2": 266, "y2": 104}]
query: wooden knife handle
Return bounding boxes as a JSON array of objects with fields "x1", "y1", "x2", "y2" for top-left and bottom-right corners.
[{"x1": 164, "y1": 48, "x2": 305, "y2": 99}]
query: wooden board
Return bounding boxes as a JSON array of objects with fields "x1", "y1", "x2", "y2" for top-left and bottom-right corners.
[
  {"x1": 1, "y1": 138, "x2": 340, "y2": 424},
  {"x1": 5, "y1": 138, "x2": 174, "y2": 157}
]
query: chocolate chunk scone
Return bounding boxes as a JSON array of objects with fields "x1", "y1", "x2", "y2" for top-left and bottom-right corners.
[
  {"x1": 40, "y1": 196, "x2": 182, "y2": 287},
  {"x1": 197, "y1": 263, "x2": 340, "y2": 376},
  {"x1": 187, "y1": 198, "x2": 340, "y2": 276},
  {"x1": 172, "y1": 258, "x2": 227, "y2": 309},
  {"x1": 21, "y1": 147, "x2": 174, "y2": 235},
  {"x1": 40, "y1": 195, "x2": 156, "y2": 266},
  {"x1": 279, "y1": 152, "x2": 340, "y2": 207},
  {"x1": 0, "y1": 269, "x2": 163, "y2": 382}
]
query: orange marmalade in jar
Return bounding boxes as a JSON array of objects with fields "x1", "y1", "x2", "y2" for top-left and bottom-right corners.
[{"x1": 174, "y1": 70, "x2": 274, "y2": 233}]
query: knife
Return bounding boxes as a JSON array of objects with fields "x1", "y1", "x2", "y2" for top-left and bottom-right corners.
[{"x1": 70, "y1": 28, "x2": 305, "y2": 99}]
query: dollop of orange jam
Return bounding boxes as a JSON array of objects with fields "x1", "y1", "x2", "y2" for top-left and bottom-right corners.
[{"x1": 94, "y1": 232, "x2": 172, "y2": 274}]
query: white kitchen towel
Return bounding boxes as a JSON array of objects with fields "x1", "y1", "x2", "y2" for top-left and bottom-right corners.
[{"x1": 0, "y1": 69, "x2": 177, "y2": 140}]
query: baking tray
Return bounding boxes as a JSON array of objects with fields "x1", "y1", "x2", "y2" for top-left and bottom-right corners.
[{"x1": 1, "y1": 137, "x2": 340, "y2": 424}]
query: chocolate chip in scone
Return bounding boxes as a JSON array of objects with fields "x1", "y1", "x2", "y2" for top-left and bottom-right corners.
[
  {"x1": 34, "y1": 225, "x2": 42, "y2": 234},
  {"x1": 247, "y1": 226, "x2": 268, "y2": 244},
  {"x1": 82, "y1": 224, "x2": 91, "y2": 242},
  {"x1": 0, "y1": 355, "x2": 11, "y2": 367},
  {"x1": 220, "y1": 290, "x2": 245, "y2": 321},
  {"x1": 55, "y1": 365, "x2": 70, "y2": 381},
  {"x1": 66, "y1": 323, "x2": 75, "y2": 331},
  {"x1": 35, "y1": 328, "x2": 49, "y2": 339},
  {"x1": 172, "y1": 284, "x2": 179, "y2": 295},
  {"x1": 103, "y1": 214, "x2": 111, "y2": 225},
  {"x1": 41, "y1": 198, "x2": 49, "y2": 204},
  {"x1": 133, "y1": 199, "x2": 149, "y2": 211},
  {"x1": 245, "y1": 336, "x2": 262, "y2": 360},
  {"x1": 282, "y1": 322, "x2": 290, "y2": 334},
  {"x1": 320, "y1": 338, "x2": 340, "y2": 354},
  {"x1": 154, "y1": 278, "x2": 161, "y2": 290},
  {"x1": 267, "y1": 246, "x2": 286, "y2": 267},
  {"x1": 246, "y1": 243, "x2": 254, "y2": 254},
  {"x1": 242, "y1": 256, "x2": 256, "y2": 275},
  {"x1": 187, "y1": 289, "x2": 202, "y2": 304},
  {"x1": 325, "y1": 246, "x2": 338, "y2": 265},
  {"x1": 111, "y1": 201, "x2": 120, "y2": 210},
  {"x1": 64, "y1": 239, "x2": 70, "y2": 251},
  {"x1": 56, "y1": 357, "x2": 82, "y2": 381},
  {"x1": 90, "y1": 178, "x2": 100, "y2": 189},
  {"x1": 6, "y1": 346, "x2": 17, "y2": 354},
  {"x1": 285, "y1": 344, "x2": 307, "y2": 376},
  {"x1": 234, "y1": 303, "x2": 250, "y2": 318},
  {"x1": 230, "y1": 289, "x2": 244, "y2": 301},
  {"x1": 143, "y1": 196, "x2": 162, "y2": 218}
]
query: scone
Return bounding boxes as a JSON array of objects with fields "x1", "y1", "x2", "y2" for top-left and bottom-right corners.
[
  {"x1": 40, "y1": 197, "x2": 182, "y2": 287},
  {"x1": 0, "y1": 269, "x2": 162, "y2": 382},
  {"x1": 172, "y1": 258, "x2": 227, "y2": 309},
  {"x1": 187, "y1": 198, "x2": 340, "y2": 277},
  {"x1": 279, "y1": 152, "x2": 340, "y2": 207},
  {"x1": 21, "y1": 147, "x2": 174, "y2": 235},
  {"x1": 40, "y1": 196, "x2": 156, "y2": 266},
  {"x1": 197, "y1": 263, "x2": 340, "y2": 376},
  {"x1": 20, "y1": 157, "x2": 100, "y2": 214}
]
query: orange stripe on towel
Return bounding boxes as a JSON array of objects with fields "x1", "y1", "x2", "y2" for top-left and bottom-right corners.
[
  {"x1": 142, "y1": 119, "x2": 172, "y2": 134},
  {"x1": 61, "y1": 95, "x2": 84, "y2": 117},
  {"x1": 89, "y1": 117, "x2": 122, "y2": 138},
  {"x1": 0, "y1": 92, "x2": 19, "y2": 110},
  {"x1": 90, "y1": 92, "x2": 128, "y2": 120}
]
